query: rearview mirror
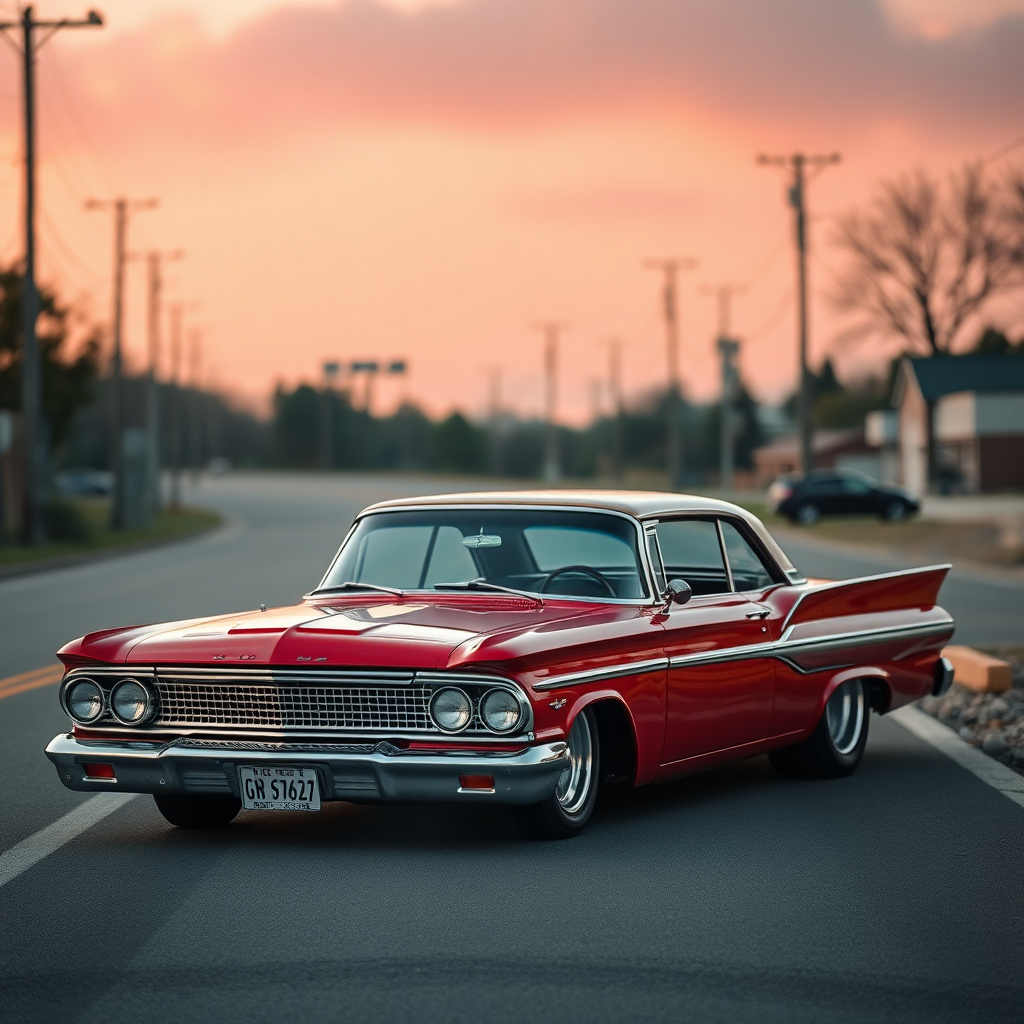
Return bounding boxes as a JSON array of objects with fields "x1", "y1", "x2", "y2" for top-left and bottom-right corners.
[{"x1": 667, "y1": 578, "x2": 692, "y2": 605}]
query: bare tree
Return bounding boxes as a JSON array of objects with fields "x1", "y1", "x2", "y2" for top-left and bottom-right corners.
[{"x1": 832, "y1": 163, "x2": 1024, "y2": 355}]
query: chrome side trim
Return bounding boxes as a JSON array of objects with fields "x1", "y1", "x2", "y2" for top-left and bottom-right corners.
[
  {"x1": 778, "y1": 617, "x2": 955, "y2": 648},
  {"x1": 532, "y1": 656, "x2": 669, "y2": 692},
  {"x1": 780, "y1": 564, "x2": 952, "y2": 632},
  {"x1": 530, "y1": 619, "x2": 954, "y2": 691}
]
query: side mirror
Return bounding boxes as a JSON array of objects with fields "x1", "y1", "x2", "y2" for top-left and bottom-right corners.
[{"x1": 667, "y1": 578, "x2": 692, "y2": 605}]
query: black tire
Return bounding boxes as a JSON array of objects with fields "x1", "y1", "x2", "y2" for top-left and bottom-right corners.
[
  {"x1": 515, "y1": 707, "x2": 600, "y2": 840},
  {"x1": 154, "y1": 793, "x2": 242, "y2": 828},
  {"x1": 795, "y1": 503, "x2": 820, "y2": 526},
  {"x1": 881, "y1": 500, "x2": 907, "y2": 522},
  {"x1": 769, "y1": 679, "x2": 869, "y2": 779}
]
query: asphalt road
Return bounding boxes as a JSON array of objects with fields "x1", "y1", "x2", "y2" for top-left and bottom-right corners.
[{"x1": 2, "y1": 473, "x2": 1022, "y2": 1023}]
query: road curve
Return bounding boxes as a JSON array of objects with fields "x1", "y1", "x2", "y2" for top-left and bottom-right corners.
[{"x1": 1, "y1": 474, "x2": 1021, "y2": 1024}]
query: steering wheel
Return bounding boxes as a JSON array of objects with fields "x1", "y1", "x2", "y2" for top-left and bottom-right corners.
[{"x1": 538, "y1": 565, "x2": 616, "y2": 597}]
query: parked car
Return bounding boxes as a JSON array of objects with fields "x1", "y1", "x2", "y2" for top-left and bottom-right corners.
[
  {"x1": 46, "y1": 490, "x2": 953, "y2": 839},
  {"x1": 55, "y1": 467, "x2": 113, "y2": 498},
  {"x1": 767, "y1": 470, "x2": 920, "y2": 525}
]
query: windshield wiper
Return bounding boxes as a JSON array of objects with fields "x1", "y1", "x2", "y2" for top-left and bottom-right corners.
[
  {"x1": 434, "y1": 578, "x2": 543, "y2": 605},
  {"x1": 308, "y1": 581, "x2": 405, "y2": 597}
]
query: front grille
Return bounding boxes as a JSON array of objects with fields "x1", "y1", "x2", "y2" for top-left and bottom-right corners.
[{"x1": 155, "y1": 681, "x2": 433, "y2": 733}]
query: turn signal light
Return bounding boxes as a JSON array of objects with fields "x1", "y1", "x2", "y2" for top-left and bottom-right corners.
[
  {"x1": 83, "y1": 762, "x2": 115, "y2": 779},
  {"x1": 458, "y1": 774, "x2": 495, "y2": 790}
]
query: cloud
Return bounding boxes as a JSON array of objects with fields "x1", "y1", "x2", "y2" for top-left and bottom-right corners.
[{"x1": 39, "y1": 0, "x2": 1024, "y2": 154}]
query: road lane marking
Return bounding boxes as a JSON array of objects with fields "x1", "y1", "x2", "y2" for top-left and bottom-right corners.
[
  {"x1": 0, "y1": 793, "x2": 138, "y2": 888},
  {"x1": 0, "y1": 663, "x2": 63, "y2": 701},
  {"x1": 891, "y1": 705, "x2": 1024, "y2": 811}
]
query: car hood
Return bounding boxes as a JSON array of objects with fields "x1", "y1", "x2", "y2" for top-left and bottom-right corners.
[{"x1": 59, "y1": 595, "x2": 651, "y2": 673}]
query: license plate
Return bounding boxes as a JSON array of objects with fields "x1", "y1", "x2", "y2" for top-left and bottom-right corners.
[{"x1": 238, "y1": 766, "x2": 321, "y2": 812}]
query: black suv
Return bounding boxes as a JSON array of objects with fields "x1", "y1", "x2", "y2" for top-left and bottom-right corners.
[{"x1": 767, "y1": 470, "x2": 920, "y2": 525}]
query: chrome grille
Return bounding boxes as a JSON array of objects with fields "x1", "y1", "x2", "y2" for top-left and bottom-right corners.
[{"x1": 155, "y1": 681, "x2": 433, "y2": 733}]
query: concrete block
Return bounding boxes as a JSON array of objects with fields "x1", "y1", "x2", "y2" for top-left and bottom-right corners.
[{"x1": 943, "y1": 645, "x2": 1012, "y2": 693}]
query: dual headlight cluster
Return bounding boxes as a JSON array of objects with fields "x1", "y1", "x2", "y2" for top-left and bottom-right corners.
[
  {"x1": 429, "y1": 686, "x2": 525, "y2": 735},
  {"x1": 64, "y1": 677, "x2": 155, "y2": 726}
]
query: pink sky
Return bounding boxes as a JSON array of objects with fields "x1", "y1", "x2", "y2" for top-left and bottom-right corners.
[{"x1": 1, "y1": 0, "x2": 1022, "y2": 423}]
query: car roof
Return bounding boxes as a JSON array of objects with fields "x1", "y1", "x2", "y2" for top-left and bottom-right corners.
[{"x1": 362, "y1": 489, "x2": 752, "y2": 521}]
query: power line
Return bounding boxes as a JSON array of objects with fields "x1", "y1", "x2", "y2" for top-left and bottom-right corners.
[
  {"x1": 985, "y1": 131, "x2": 1024, "y2": 166},
  {"x1": 531, "y1": 320, "x2": 569, "y2": 482}
]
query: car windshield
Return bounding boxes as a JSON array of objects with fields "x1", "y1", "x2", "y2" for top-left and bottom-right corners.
[{"x1": 320, "y1": 508, "x2": 649, "y2": 600}]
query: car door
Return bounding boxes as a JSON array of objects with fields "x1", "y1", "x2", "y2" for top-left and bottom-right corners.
[
  {"x1": 836, "y1": 473, "x2": 876, "y2": 514},
  {"x1": 653, "y1": 516, "x2": 775, "y2": 773}
]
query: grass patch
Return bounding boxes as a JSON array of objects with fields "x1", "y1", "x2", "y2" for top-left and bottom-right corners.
[
  {"x1": 729, "y1": 499, "x2": 1020, "y2": 570},
  {"x1": 0, "y1": 499, "x2": 221, "y2": 570}
]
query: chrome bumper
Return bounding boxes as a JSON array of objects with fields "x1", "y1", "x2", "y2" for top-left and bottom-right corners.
[{"x1": 45, "y1": 734, "x2": 569, "y2": 805}]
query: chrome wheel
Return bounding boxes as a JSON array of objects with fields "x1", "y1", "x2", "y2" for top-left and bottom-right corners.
[
  {"x1": 555, "y1": 712, "x2": 594, "y2": 815},
  {"x1": 825, "y1": 679, "x2": 865, "y2": 755},
  {"x1": 796, "y1": 503, "x2": 820, "y2": 526}
]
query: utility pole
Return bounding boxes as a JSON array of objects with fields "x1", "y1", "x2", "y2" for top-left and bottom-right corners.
[
  {"x1": 86, "y1": 196, "x2": 158, "y2": 527},
  {"x1": 168, "y1": 302, "x2": 183, "y2": 510},
  {"x1": 644, "y1": 257, "x2": 697, "y2": 490},
  {"x1": 757, "y1": 151, "x2": 840, "y2": 476},
  {"x1": 320, "y1": 361, "x2": 340, "y2": 470},
  {"x1": 700, "y1": 284, "x2": 745, "y2": 491},
  {"x1": 605, "y1": 339, "x2": 625, "y2": 484},
  {"x1": 187, "y1": 328, "x2": 202, "y2": 484},
  {"x1": 487, "y1": 366, "x2": 503, "y2": 477},
  {"x1": 533, "y1": 321, "x2": 568, "y2": 482},
  {"x1": 0, "y1": 7, "x2": 104, "y2": 544},
  {"x1": 137, "y1": 248, "x2": 183, "y2": 512}
]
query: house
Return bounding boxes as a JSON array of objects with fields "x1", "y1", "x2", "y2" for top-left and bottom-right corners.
[{"x1": 892, "y1": 354, "x2": 1024, "y2": 494}]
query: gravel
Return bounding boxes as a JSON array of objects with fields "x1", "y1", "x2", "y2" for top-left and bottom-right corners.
[{"x1": 917, "y1": 646, "x2": 1024, "y2": 778}]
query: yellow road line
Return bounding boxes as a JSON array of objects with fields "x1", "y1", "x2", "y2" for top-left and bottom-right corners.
[{"x1": 0, "y1": 663, "x2": 64, "y2": 701}]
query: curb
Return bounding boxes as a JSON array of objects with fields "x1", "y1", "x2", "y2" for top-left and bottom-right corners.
[{"x1": 890, "y1": 705, "x2": 1024, "y2": 810}]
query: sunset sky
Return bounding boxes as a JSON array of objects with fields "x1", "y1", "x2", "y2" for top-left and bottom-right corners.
[{"x1": 1, "y1": 0, "x2": 1022, "y2": 423}]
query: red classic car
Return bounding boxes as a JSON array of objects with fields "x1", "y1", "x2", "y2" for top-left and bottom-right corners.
[{"x1": 46, "y1": 491, "x2": 955, "y2": 839}]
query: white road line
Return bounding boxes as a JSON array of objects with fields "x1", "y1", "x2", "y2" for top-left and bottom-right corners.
[
  {"x1": 0, "y1": 794, "x2": 138, "y2": 888},
  {"x1": 891, "y1": 705, "x2": 1024, "y2": 811}
]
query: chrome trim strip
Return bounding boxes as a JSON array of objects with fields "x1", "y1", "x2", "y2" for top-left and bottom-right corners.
[
  {"x1": 532, "y1": 656, "x2": 669, "y2": 692},
  {"x1": 530, "y1": 618, "x2": 954, "y2": 691},
  {"x1": 778, "y1": 617, "x2": 955, "y2": 648},
  {"x1": 780, "y1": 564, "x2": 952, "y2": 632}
]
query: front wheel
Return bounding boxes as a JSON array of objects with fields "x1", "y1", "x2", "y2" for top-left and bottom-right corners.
[
  {"x1": 769, "y1": 679, "x2": 869, "y2": 779},
  {"x1": 154, "y1": 793, "x2": 242, "y2": 828},
  {"x1": 515, "y1": 707, "x2": 600, "y2": 839}
]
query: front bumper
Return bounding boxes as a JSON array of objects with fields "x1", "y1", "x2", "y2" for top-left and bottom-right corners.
[{"x1": 45, "y1": 734, "x2": 569, "y2": 805}]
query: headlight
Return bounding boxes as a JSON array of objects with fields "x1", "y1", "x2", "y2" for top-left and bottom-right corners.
[
  {"x1": 110, "y1": 678, "x2": 153, "y2": 725},
  {"x1": 480, "y1": 688, "x2": 522, "y2": 734},
  {"x1": 429, "y1": 687, "x2": 472, "y2": 733},
  {"x1": 66, "y1": 678, "x2": 104, "y2": 724}
]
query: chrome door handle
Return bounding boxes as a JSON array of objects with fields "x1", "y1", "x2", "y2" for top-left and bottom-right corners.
[{"x1": 745, "y1": 609, "x2": 769, "y2": 619}]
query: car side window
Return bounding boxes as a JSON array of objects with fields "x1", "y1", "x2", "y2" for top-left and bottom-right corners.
[
  {"x1": 719, "y1": 521, "x2": 775, "y2": 592},
  {"x1": 839, "y1": 476, "x2": 871, "y2": 494},
  {"x1": 655, "y1": 519, "x2": 729, "y2": 596}
]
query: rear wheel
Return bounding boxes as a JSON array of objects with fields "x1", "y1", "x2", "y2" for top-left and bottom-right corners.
[
  {"x1": 795, "y1": 503, "x2": 820, "y2": 526},
  {"x1": 515, "y1": 707, "x2": 599, "y2": 840},
  {"x1": 154, "y1": 793, "x2": 242, "y2": 828},
  {"x1": 882, "y1": 500, "x2": 907, "y2": 522},
  {"x1": 769, "y1": 679, "x2": 869, "y2": 779}
]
